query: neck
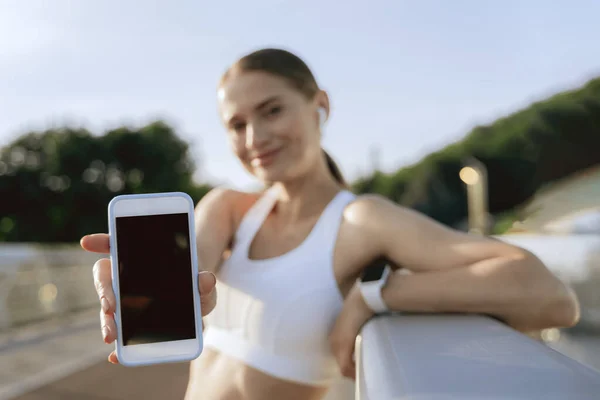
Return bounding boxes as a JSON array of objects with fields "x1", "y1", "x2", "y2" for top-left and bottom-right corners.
[{"x1": 271, "y1": 163, "x2": 343, "y2": 222}]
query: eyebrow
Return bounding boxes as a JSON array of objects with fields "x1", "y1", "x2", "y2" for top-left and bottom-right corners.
[
  {"x1": 226, "y1": 96, "x2": 282, "y2": 127},
  {"x1": 255, "y1": 96, "x2": 281, "y2": 111}
]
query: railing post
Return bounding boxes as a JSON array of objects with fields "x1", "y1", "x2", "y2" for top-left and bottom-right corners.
[
  {"x1": 459, "y1": 157, "x2": 490, "y2": 235},
  {"x1": 0, "y1": 267, "x2": 19, "y2": 330}
]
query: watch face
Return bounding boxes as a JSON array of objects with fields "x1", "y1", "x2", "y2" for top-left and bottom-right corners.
[{"x1": 360, "y1": 258, "x2": 388, "y2": 282}]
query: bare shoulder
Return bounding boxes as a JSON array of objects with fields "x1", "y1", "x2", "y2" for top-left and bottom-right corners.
[
  {"x1": 341, "y1": 193, "x2": 527, "y2": 273},
  {"x1": 195, "y1": 186, "x2": 262, "y2": 230},
  {"x1": 343, "y1": 193, "x2": 433, "y2": 231},
  {"x1": 334, "y1": 194, "x2": 402, "y2": 274},
  {"x1": 343, "y1": 193, "x2": 490, "y2": 247},
  {"x1": 195, "y1": 187, "x2": 255, "y2": 211},
  {"x1": 344, "y1": 193, "x2": 392, "y2": 214},
  {"x1": 341, "y1": 193, "x2": 463, "y2": 253},
  {"x1": 345, "y1": 193, "x2": 506, "y2": 242},
  {"x1": 340, "y1": 193, "x2": 414, "y2": 242}
]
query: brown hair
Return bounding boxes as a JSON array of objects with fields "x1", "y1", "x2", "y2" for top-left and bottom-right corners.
[{"x1": 220, "y1": 48, "x2": 348, "y2": 189}]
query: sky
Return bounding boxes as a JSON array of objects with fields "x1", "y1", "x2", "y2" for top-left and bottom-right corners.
[{"x1": 1, "y1": 1, "x2": 600, "y2": 190}]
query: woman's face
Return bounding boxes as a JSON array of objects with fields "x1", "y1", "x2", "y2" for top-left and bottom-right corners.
[{"x1": 217, "y1": 70, "x2": 326, "y2": 183}]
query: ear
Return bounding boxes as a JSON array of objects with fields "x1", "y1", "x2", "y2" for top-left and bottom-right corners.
[
  {"x1": 318, "y1": 107, "x2": 327, "y2": 128},
  {"x1": 315, "y1": 89, "x2": 330, "y2": 127}
]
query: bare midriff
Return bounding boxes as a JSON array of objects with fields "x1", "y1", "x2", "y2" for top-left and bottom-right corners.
[{"x1": 184, "y1": 348, "x2": 330, "y2": 400}]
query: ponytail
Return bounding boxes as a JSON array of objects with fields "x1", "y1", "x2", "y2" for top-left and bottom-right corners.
[{"x1": 322, "y1": 149, "x2": 349, "y2": 189}]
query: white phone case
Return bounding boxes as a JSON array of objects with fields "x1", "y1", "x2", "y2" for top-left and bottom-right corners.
[{"x1": 107, "y1": 192, "x2": 203, "y2": 367}]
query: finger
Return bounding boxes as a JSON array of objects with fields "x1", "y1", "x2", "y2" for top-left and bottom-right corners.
[
  {"x1": 329, "y1": 321, "x2": 357, "y2": 380},
  {"x1": 81, "y1": 234, "x2": 110, "y2": 254},
  {"x1": 342, "y1": 348, "x2": 357, "y2": 380},
  {"x1": 108, "y1": 351, "x2": 119, "y2": 364},
  {"x1": 198, "y1": 271, "x2": 217, "y2": 317},
  {"x1": 100, "y1": 309, "x2": 118, "y2": 344},
  {"x1": 334, "y1": 343, "x2": 356, "y2": 380},
  {"x1": 342, "y1": 362, "x2": 356, "y2": 380},
  {"x1": 93, "y1": 258, "x2": 116, "y2": 314},
  {"x1": 198, "y1": 271, "x2": 216, "y2": 294},
  {"x1": 332, "y1": 336, "x2": 356, "y2": 379}
]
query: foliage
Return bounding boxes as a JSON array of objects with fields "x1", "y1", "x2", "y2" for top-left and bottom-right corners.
[
  {"x1": 0, "y1": 121, "x2": 211, "y2": 243},
  {"x1": 352, "y1": 76, "x2": 600, "y2": 229}
]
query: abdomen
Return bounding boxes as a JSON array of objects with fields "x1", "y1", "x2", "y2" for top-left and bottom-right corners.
[{"x1": 185, "y1": 348, "x2": 330, "y2": 400}]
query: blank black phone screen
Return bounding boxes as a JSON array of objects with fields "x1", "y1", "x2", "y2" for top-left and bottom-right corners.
[{"x1": 115, "y1": 213, "x2": 196, "y2": 346}]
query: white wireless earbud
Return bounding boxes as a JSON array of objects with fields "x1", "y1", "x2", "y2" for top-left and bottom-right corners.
[{"x1": 317, "y1": 107, "x2": 328, "y2": 128}]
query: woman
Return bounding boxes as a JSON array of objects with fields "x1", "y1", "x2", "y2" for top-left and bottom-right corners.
[{"x1": 81, "y1": 48, "x2": 580, "y2": 400}]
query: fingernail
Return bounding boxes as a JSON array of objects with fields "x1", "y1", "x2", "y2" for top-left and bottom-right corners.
[
  {"x1": 207, "y1": 272, "x2": 216, "y2": 286},
  {"x1": 101, "y1": 297, "x2": 110, "y2": 314},
  {"x1": 102, "y1": 326, "x2": 109, "y2": 342},
  {"x1": 199, "y1": 271, "x2": 216, "y2": 287}
]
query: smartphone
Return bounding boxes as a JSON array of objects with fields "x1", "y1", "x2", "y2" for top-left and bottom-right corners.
[{"x1": 107, "y1": 192, "x2": 203, "y2": 366}]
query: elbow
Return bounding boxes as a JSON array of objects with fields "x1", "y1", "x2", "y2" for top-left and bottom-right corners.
[
  {"x1": 514, "y1": 250, "x2": 581, "y2": 330},
  {"x1": 541, "y1": 285, "x2": 581, "y2": 329},
  {"x1": 534, "y1": 271, "x2": 581, "y2": 329}
]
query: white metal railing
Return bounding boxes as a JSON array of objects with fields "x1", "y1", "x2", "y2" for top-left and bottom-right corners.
[
  {"x1": 356, "y1": 314, "x2": 600, "y2": 400},
  {"x1": 0, "y1": 244, "x2": 101, "y2": 331}
]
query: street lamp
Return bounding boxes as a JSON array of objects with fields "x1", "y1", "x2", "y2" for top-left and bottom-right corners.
[{"x1": 459, "y1": 159, "x2": 489, "y2": 235}]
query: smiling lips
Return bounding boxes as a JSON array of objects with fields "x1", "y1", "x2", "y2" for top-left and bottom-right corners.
[{"x1": 251, "y1": 148, "x2": 281, "y2": 167}]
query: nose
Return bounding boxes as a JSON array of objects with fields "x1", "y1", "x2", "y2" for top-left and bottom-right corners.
[{"x1": 245, "y1": 123, "x2": 269, "y2": 150}]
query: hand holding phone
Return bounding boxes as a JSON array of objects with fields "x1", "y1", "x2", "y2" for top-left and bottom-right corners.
[{"x1": 81, "y1": 192, "x2": 218, "y2": 366}]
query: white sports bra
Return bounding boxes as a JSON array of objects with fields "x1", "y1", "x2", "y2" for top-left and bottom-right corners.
[{"x1": 203, "y1": 185, "x2": 357, "y2": 386}]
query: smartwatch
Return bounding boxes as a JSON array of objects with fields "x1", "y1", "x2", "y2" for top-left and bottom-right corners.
[{"x1": 358, "y1": 258, "x2": 392, "y2": 314}]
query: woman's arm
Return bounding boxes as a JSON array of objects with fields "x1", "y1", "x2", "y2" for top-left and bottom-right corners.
[
  {"x1": 193, "y1": 187, "x2": 244, "y2": 326},
  {"x1": 329, "y1": 194, "x2": 580, "y2": 379},
  {"x1": 194, "y1": 187, "x2": 240, "y2": 274},
  {"x1": 345, "y1": 194, "x2": 580, "y2": 331}
]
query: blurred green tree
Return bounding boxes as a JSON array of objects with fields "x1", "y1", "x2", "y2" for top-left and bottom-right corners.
[
  {"x1": 352, "y1": 76, "x2": 600, "y2": 232},
  {"x1": 0, "y1": 121, "x2": 211, "y2": 243}
]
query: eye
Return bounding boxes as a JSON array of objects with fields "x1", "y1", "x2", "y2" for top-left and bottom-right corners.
[
  {"x1": 266, "y1": 105, "x2": 282, "y2": 117},
  {"x1": 231, "y1": 121, "x2": 246, "y2": 134}
]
